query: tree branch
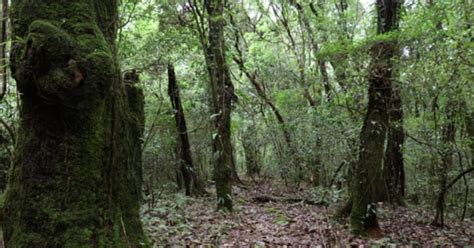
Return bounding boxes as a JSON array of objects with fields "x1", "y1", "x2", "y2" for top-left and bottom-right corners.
[{"x1": 447, "y1": 167, "x2": 474, "y2": 190}]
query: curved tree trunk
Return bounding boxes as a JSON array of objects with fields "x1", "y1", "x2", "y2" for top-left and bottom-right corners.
[{"x1": 3, "y1": 1, "x2": 148, "y2": 246}]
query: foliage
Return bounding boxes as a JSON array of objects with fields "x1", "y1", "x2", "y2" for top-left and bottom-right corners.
[
  {"x1": 0, "y1": 0, "x2": 472, "y2": 245},
  {"x1": 114, "y1": 0, "x2": 473, "y2": 222}
]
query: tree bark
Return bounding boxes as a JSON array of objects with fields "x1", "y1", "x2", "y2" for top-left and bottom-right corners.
[
  {"x1": 205, "y1": 0, "x2": 234, "y2": 211},
  {"x1": 0, "y1": 0, "x2": 7, "y2": 100},
  {"x1": 0, "y1": 117, "x2": 12, "y2": 190},
  {"x1": 167, "y1": 63, "x2": 206, "y2": 196},
  {"x1": 125, "y1": 69, "x2": 146, "y2": 202},
  {"x1": 350, "y1": 0, "x2": 400, "y2": 235},
  {"x1": 3, "y1": 1, "x2": 148, "y2": 246},
  {"x1": 383, "y1": 84, "x2": 406, "y2": 204}
]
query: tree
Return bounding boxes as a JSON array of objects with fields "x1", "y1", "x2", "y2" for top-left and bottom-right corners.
[
  {"x1": 168, "y1": 63, "x2": 206, "y2": 196},
  {"x1": 3, "y1": 1, "x2": 148, "y2": 246},
  {"x1": 228, "y1": 11, "x2": 299, "y2": 183},
  {"x1": 383, "y1": 80, "x2": 405, "y2": 204},
  {"x1": 291, "y1": 0, "x2": 332, "y2": 102},
  {"x1": 0, "y1": 0, "x2": 7, "y2": 100},
  {"x1": 125, "y1": 69, "x2": 146, "y2": 202},
  {"x1": 350, "y1": 0, "x2": 401, "y2": 234},
  {"x1": 431, "y1": 100, "x2": 457, "y2": 226},
  {"x1": 467, "y1": 113, "x2": 474, "y2": 168},
  {"x1": 240, "y1": 128, "x2": 262, "y2": 179},
  {"x1": 269, "y1": 1, "x2": 317, "y2": 107},
  {"x1": 204, "y1": 0, "x2": 235, "y2": 211},
  {"x1": 0, "y1": 117, "x2": 13, "y2": 191}
]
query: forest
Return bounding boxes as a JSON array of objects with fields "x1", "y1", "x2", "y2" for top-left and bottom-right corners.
[{"x1": 0, "y1": 0, "x2": 472, "y2": 246}]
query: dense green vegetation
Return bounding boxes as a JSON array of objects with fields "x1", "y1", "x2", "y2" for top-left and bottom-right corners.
[{"x1": 0, "y1": 0, "x2": 472, "y2": 246}]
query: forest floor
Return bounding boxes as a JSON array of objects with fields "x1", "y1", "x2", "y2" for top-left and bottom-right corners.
[{"x1": 142, "y1": 179, "x2": 474, "y2": 247}]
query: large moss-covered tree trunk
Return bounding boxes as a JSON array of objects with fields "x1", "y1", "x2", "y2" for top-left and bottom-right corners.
[
  {"x1": 205, "y1": 0, "x2": 234, "y2": 211},
  {"x1": 3, "y1": 1, "x2": 148, "y2": 247},
  {"x1": 350, "y1": 0, "x2": 400, "y2": 235}
]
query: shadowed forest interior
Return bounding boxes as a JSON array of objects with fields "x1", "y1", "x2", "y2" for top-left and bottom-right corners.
[{"x1": 0, "y1": 0, "x2": 473, "y2": 246}]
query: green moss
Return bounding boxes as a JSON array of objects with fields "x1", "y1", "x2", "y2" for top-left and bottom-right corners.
[{"x1": 4, "y1": 0, "x2": 149, "y2": 247}]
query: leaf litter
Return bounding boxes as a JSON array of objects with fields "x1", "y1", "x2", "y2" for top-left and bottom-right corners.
[{"x1": 142, "y1": 179, "x2": 473, "y2": 246}]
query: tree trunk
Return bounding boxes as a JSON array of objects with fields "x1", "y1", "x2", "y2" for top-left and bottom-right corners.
[
  {"x1": 241, "y1": 132, "x2": 261, "y2": 179},
  {"x1": 350, "y1": 0, "x2": 400, "y2": 235},
  {"x1": 431, "y1": 100, "x2": 456, "y2": 227},
  {"x1": 125, "y1": 69, "x2": 146, "y2": 202},
  {"x1": 3, "y1": 1, "x2": 148, "y2": 246},
  {"x1": 466, "y1": 113, "x2": 474, "y2": 169},
  {"x1": 223, "y1": 64, "x2": 242, "y2": 185},
  {"x1": 167, "y1": 63, "x2": 206, "y2": 196},
  {"x1": 0, "y1": 0, "x2": 7, "y2": 100},
  {"x1": 0, "y1": 118, "x2": 12, "y2": 191},
  {"x1": 383, "y1": 84, "x2": 405, "y2": 204},
  {"x1": 205, "y1": 0, "x2": 234, "y2": 211},
  {"x1": 229, "y1": 148, "x2": 243, "y2": 184}
]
